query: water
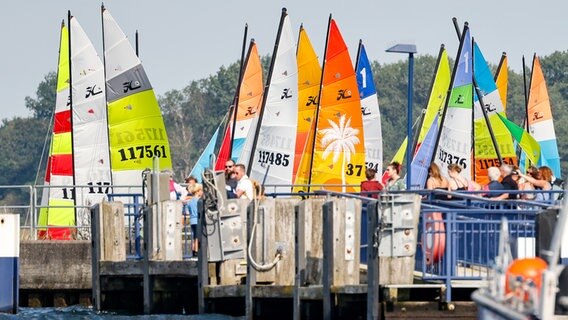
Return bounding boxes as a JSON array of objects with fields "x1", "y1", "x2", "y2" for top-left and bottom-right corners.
[{"x1": 0, "y1": 306, "x2": 243, "y2": 320}]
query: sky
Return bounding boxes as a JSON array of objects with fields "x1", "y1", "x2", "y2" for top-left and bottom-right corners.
[{"x1": 1, "y1": 0, "x2": 567, "y2": 120}]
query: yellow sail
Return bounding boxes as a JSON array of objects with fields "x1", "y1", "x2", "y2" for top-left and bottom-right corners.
[
  {"x1": 390, "y1": 46, "x2": 450, "y2": 165},
  {"x1": 103, "y1": 7, "x2": 172, "y2": 192},
  {"x1": 38, "y1": 21, "x2": 75, "y2": 239},
  {"x1": 293, "y1": 26, "x2": 321, "y2": 192},
  {"x1": 309, "y1": 19, "x2": 365, "y2": 192}
]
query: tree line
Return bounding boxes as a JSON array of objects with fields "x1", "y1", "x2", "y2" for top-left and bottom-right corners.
[{"x1": 2, "y1": 51, "x2": 567, "y2": 205}]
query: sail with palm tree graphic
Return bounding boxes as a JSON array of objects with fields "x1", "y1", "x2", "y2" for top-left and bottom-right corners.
[{"x1": 308, "y1": 17, "x2": 365, "y2": 192}]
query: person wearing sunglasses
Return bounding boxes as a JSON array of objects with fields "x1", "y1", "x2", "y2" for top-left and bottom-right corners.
[{"x1": 224, "y1": 160, "x2": 238, "y2": 199}]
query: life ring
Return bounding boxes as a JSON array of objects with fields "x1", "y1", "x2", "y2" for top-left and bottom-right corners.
[{"x1": 424, "y1": 212, "x2": 446, "y2": 265}]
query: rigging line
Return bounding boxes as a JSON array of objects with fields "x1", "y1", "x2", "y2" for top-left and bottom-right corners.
[{"x1": 35, "y1": 110, "x2": 56, "y2": 186}]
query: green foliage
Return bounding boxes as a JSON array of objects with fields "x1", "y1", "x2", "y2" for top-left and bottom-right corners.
[
  {"x1": 0, "y1": 117, "x2": 48, "y2": 204},
  {"x1": 25, "y1": 72, "x2": 57, "y2": 120}
]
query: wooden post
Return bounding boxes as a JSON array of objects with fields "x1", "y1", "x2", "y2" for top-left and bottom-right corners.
[
  {"x1": 322, "y1": 201, "x2": 334, "y2": 319},
  {"x1": 367, "y1": 200, "x2": 380, "y2": 320},
  {"x1": 100, "y1": 202, "x2": 125, "y2": 261}
]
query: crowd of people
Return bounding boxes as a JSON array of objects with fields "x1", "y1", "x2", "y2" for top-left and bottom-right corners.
[
  {"x1": 358, "y1": 160, "x2": 562, "y2": 202},
  {"x1": 165, "y1": 159, "x2": 561, "y2": 256}
]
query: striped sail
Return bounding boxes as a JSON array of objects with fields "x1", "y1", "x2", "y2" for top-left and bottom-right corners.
[
  {"x1": 527, "y1": 55, "x2": 561, "y2": 177},
  {"x1": 472, "y1": 42, "x2": 516, "y2": 185},
  {"x1": 248, "y1": 10, "x2": 298, "y2": 190},
  {"x1": 70, "y1": 15, "x2": 112, "y2": 239},
  {"x1": 390, "y1": 45, "x2": 450, "y2": 166},
  {"x1": 292, "y1": 26, "x2": 321, "y2": 192},
  {"x1": 309, "y1": 18, "x2": 365, "y2": 192},
  {"x1": 102, "y1": 7, "x2": 172, "y2": 193},
  {"x1": 434, "y1": 26, "x2": 473, "y2": 180},
  {"x1": 494, "y1": 52, "x2": 508, "y2": 112},
  {"x1": 232, "y1": 41, "x2": 264, "y2": 164},
  {"x1": 38, "y1": 22, "x2": 75, "y2": 240},
  {"x1": 355, "y1": 41, "x2": 382, "y2": 174}
]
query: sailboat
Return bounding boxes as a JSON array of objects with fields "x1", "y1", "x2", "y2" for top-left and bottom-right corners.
[
  {"x1": 214, "y1": 25, "x2": 248, "y2": 171},
  {"x1": 39, "y1": 12, "x2": 115, "y2": 240},
  {"x1": 292, "y1": 25, "x2": 321, "y2": 193},
  {"x1": 525, "y1": 54, "x2": 561, "y2": 177},
  {"x1": 246, "y1": 9, "x2": 298, "y2": 191},
  {"x1": 308, "y1": 17, "x2": 365, "y2": 193},
  {"x1": 69, "y1": 12, "x2": 113, "y2": 240},
  {"x1": 231, "y1": 41, "x2": 264, "y2": 166},
  {"x1": 433, "y1": 25, "x2": 473, "y2": 180},
  {"x1": 38, "y1": 21, "x2": 74, "y2": 240},
  {"x1": 472, "y1": 41, "x2": 516, "y2": 185},
  {"x1": 102, "y1": 5, "x2": 173, "y2": 194},
  {"x1": 355, "y1": 41, "x2": 382, "y2": 175}
]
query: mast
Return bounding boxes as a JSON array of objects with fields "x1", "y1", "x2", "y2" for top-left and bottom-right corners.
[
  {"x1": 306, "y1": 13, "x2": 332, "y2": 192},
  {"x1": 67, "y1": 10, "x2": 77, "y2": 212},
  {"x1": 229, "y1": 24, "x2": 249, "y2": 159},
  {"x1": 494, "y1": 52, "x2": 507, "y2": 82},
  {"x1": 452, "y1": 17, "x2": 462, "y2": 39},
  {"x1": 355, "y1": 39, "x2": 363, "y2": 69},
  {"x1": 246, "y1": 8, "x2": 288, "y2": 175},
  {"x1": 296, "y1": 23, "x2": 303, "y2": 56},
  {"x1": 135, "y1": 30, "x2": 139, "y2": 57},
  {"x1": 432, "y1": 23, "x2": 468, "y2": 176},
  {"x1": 523, "y1": 55, "x2": 530, "y2": 133},
  {"x1": 100, "y1": 4, "x2": 114, "y2": 188}
]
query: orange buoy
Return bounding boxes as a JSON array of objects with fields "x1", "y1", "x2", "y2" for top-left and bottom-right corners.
[
  {"x1": 506, "y1": 257, "x2": 548, "y2": 301},
  {"x1": 424, "y1": 212, "x2": 445, "y2": 265}
]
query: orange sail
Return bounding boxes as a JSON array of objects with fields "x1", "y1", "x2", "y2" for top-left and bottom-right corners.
[
  {"x1": 232, "y1": 41, "x2": 264, "y2": 165},
  {"x1": 309, "y1": 18, "x2": 365, "y2": 192},
  {"x1": 525, "y1": 55, "x2": 561, "y2": 177},
  {"x1": 293, "y1": 26, "x2": 321, "y2": 192},
  {"x1": 494, "y1": 52, "x2": 508, "y2": 113}
]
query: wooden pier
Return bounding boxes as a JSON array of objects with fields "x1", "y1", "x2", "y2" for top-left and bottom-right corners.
[{"x1": 86, "y1": 191, "x2": 478, "y2": 319}]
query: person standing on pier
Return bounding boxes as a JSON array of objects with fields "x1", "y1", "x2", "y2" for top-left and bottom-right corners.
[
  {"x1": 225, "y1": 160, "x2": 238, "y2": 199},
  {"x1": 188, "y1": 183, "x2": 203, "y2": 257},
  {"x1": 385, "y1": 161, "x2": 405, "y2": 191},
  {"x1": 360, "y1": 168, "x2": 383, "y2": 198},
  {"x1": 234, "y1": 164, "x2": 254, "y2": 200}
]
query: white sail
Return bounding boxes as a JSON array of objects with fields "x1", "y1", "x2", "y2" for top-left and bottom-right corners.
[
  {"x1": 69, "y1": 15, "x2": 112, "y2": 239},
  {"x1": 247, "y1": 11, "x2": 298, "y2": 191},
  {"x1": 102, "y1": 6, "x2": 172, "y2": 196},
  {"x1": 356, "y1": 42, "x2": 382, "y2": 174}
]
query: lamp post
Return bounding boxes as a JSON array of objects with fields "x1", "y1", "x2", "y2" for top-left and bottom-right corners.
[{"x1": 386, "y1": 44, "x2": 417, "y2": 189}]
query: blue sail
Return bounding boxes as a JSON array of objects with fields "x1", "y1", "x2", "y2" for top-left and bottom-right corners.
[
  {"x1": 355, "y1": 42, "x2": 382, "y2": 173},
  {"x1": 410, "y1": 114, "x2": 439, "y2": 189},
  {"x1": 189, "y1": 127, "x2": 220, "y2": 182}
]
